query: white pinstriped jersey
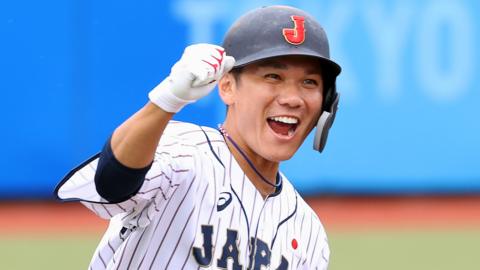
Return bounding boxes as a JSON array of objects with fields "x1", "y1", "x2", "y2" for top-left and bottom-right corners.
[{"x1": 56, "y1": 121, "x2": 330, "y2": 270}]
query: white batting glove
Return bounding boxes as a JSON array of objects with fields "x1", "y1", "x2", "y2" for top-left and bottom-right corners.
[{"x1": 149, "y1": 44, "x2": 235, "y2": 113}]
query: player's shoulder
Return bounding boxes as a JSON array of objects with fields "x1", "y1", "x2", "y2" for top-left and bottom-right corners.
[
  {"x1": 161, "y1": 120, "x2": 222, "y2": 145},
  {"x1": 281, "y1": 174, "x2": 326, "y2": 228},
  {"x1": 162, "y1": 120, "x2": 203, "y2": 136},
  {"x1": 298, "y1": 194, "x2": 324, "y2": 226}
]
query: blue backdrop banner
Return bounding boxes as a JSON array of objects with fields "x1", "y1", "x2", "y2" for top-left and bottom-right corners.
[{"x1": 1, "y1": 0, "x2": 479, "y2": 198}]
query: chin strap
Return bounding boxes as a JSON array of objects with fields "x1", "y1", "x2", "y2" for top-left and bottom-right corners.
[{"x1": 313, "y1": 93, "x2": 340, "y2": 152}]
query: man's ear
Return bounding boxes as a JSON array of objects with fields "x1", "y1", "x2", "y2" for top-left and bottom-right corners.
[{"x1": 218, "y1": 73, "x2": 236, "y2": 105}]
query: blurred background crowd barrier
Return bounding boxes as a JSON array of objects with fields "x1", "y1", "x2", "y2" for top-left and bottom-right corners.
[{"x1": 1, "y1": 0, "x2": 479, "y2": 198}]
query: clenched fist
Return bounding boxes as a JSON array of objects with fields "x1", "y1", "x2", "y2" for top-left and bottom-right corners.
[{"x1": 149, "y1": 44, "x2": 235, "y2": 113}]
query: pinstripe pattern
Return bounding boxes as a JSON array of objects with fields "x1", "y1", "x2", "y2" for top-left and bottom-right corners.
[{"x1": 56, "y1": 121, "x2": 330, "y2": 269}]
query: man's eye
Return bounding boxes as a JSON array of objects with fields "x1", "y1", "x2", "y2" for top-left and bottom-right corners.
[
  {"x1": 303, "y1": 79, "x2": 318, "y2": 86},
  {"x1": 264, "y1": 73, "x2": 281, "y2": 80}
]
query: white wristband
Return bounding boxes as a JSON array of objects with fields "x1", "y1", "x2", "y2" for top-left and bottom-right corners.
[{"x1": 148, "y1": 79, "x2": 193, "y2": 113}]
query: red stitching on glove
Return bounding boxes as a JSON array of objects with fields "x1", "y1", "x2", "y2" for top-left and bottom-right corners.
[
  {"x1": 211, "y1": 48, "x2": 225, "y2": 66},
  {"x1": 201, "y1": 49, "x2": 225, "y2": 73},
  {"x1": 202, "y1": 60, "x2": 218, "y2": 72}
]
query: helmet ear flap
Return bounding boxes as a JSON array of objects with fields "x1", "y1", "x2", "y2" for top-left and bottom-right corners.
[{"x1": 313, "y1": 92, "x2": 339, "y2": 152}]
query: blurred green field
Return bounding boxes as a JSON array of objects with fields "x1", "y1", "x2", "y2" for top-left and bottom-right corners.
[
  {"x1": 328, "y1": 230, "x2": 480, "y2": 270},
  {"x1": 1, "y1": 229, "x2": 479, "y2": 270},
  {"x1": 0, "y1": 234, "x2": 100, "y2": 270}
]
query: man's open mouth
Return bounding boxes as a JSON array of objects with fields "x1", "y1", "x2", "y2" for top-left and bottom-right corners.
[{"x1": 267, "y1": 116, "x2": 299, "y2": 136}]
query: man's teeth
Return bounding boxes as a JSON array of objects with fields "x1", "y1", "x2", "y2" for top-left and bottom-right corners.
[{"x1": 269, "y1": 116, "x2": 298, "y2": 124}]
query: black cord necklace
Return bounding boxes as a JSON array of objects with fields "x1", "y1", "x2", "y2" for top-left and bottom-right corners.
[{"x1": 218, "y1": 124, "x2": 282, "y2": 189}]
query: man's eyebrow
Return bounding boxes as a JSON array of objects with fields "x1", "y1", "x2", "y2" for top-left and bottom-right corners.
[{"x1": 305, "y1": 68, "x2": 323, "y2": 76}]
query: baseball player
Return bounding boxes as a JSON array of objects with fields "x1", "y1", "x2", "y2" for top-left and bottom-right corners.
[{"x1": 56, "y1": 5, "x2": 341, "y2": 270}]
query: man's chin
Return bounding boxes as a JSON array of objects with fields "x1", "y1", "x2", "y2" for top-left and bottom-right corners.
[{"x1": 266, "y1": 148, "x2": 298, "y2": 162}]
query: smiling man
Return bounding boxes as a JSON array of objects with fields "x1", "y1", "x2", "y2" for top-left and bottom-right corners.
[{"x1": 56, "y1": 5, "x2": 341, "y2": 270}]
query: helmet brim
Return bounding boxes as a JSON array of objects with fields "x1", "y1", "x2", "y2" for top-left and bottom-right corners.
[{"x1": 231, "y1": 47, "x2": 341, "y2": 77}]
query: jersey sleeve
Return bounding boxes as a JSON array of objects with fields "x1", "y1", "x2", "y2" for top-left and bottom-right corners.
[
  {"x1": 55, "y1": 132, "x2": 199, "y2": 221},
  {"x1": 305, "y1": 213, "x2": 330, "y2": 270},
  {"x1": 312, "y1": 237, "x2": 330, "y2": 270}
]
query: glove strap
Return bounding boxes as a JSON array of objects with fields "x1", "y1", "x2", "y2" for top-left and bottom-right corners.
[{"x1": 148, "y1": 79, "x2": 193, "y2": 113}]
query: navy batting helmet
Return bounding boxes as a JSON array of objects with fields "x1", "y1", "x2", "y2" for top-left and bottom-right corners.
[{"x1": 222, "y1": 5, "x2": 341, "y2": 152}]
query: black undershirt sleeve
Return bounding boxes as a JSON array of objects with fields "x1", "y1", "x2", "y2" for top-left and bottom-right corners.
[{"x1": 94, "y1": 137, "x2": 152, "y2": 203}]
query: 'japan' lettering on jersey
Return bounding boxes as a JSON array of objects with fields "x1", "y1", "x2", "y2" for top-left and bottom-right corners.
[{"x1": 56, "y1": 121, "x2": 330, "y2": 270}]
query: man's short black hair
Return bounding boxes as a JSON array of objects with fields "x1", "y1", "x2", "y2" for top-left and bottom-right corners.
[{"x1": 230, "y1": 67, "x2": 244, "y2": 84}]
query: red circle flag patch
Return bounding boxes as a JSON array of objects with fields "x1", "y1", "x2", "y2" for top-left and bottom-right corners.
[
  {"x1": 282, "y1": 15, "x2": 306, "y2": 45},
  {"x1": 291, "y1": 238, "x2": 298, "y2": 250}
]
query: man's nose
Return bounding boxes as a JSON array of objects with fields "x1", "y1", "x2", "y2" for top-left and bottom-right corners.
[{"x1": 276, "y1": 83, "x2": 304, "y2": 108}]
